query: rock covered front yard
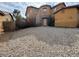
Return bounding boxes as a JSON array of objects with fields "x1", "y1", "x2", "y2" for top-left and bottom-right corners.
[{"x1": 0, "y1": 27, "x2": 79, "y2": 57}]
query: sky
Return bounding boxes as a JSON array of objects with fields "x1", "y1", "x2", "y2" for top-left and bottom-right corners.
[{"x1": 0, "y1": 2, "x2": 79, "y2": 18}]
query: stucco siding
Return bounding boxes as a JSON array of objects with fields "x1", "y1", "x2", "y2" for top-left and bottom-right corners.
[{"x1": 55, "y1": 8, "x2": 78, "y2": 27}]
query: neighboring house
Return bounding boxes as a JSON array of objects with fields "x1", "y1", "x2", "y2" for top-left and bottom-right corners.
[
  {"x1": 51, "y1": 2, "x2": 66, "y2": 26},
  {"x1": 54, "y1": 5, "x2": 79, "y2": 28},
  {"x1": 25, "y1": 2, "x2": 66, "y2": 27},
  {"x1": 0, "y1": 11, "x2": 15, "y2": 32},
  {"x1": 52, "y1": 2, "x2": 66, "y2": 14},
  {"x1": 25, "y1": 6, "x2": 38, "y2": 26}
]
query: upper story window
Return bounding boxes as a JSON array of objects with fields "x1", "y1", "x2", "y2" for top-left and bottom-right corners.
[
  {"x1": 27, "y1": 14, "x2": 29, "y2": 18},
  {"x1": 54, "y1": 8, "x2": 57, "y2": 11},
  {"x1": 29, "y1": 10, "x2": 32, "y2": 13},
  {"x1": 43, "y1": 8, "x2": 47, "y2": 11},
  {"x1": 53, "y1": 8, "x2": 57, "y2": 12}
]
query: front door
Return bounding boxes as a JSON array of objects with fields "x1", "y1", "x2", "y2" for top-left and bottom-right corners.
[{"x1": 42, "y1": 19, "x2": 48, "y2": 26}]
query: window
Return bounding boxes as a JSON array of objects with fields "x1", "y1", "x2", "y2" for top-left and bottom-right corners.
[
  {"x1": 43, "y1": 8, "x2": 47, "y2": 11},
  {"x1": 54, "y1": 8, "x2": 57, "y2": 11},
  {"x1": 27, "y1": 14, "x2": 29, "y2": 17},
  {"x1": 30, "y1": 10, "x2": 32, "y2": 13}
]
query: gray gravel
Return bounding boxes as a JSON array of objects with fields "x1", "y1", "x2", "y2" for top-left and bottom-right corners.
[{"x1": 0, "y1": 27, "x2": 79, "y2": 57}]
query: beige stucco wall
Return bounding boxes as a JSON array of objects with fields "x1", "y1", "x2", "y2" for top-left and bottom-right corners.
[
  {"x1": 0, "y1": 14, "x2": 12, "y2": 32},
  {"x1": 55, "y1": 8, "x2": 78, "y2": 27}
]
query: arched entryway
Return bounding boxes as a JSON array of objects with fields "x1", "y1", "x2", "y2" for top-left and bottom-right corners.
[
  {"x1": 42, "y1": 18, "x2": 48, "y2": 26},
  {"x1": 41, "y1": 17, "x2": 52, "y2": 26}
]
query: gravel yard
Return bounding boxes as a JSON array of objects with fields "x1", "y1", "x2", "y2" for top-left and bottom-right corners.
[{"x1": 0, "y1": 27, "x2": 79, "y2": 57}]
